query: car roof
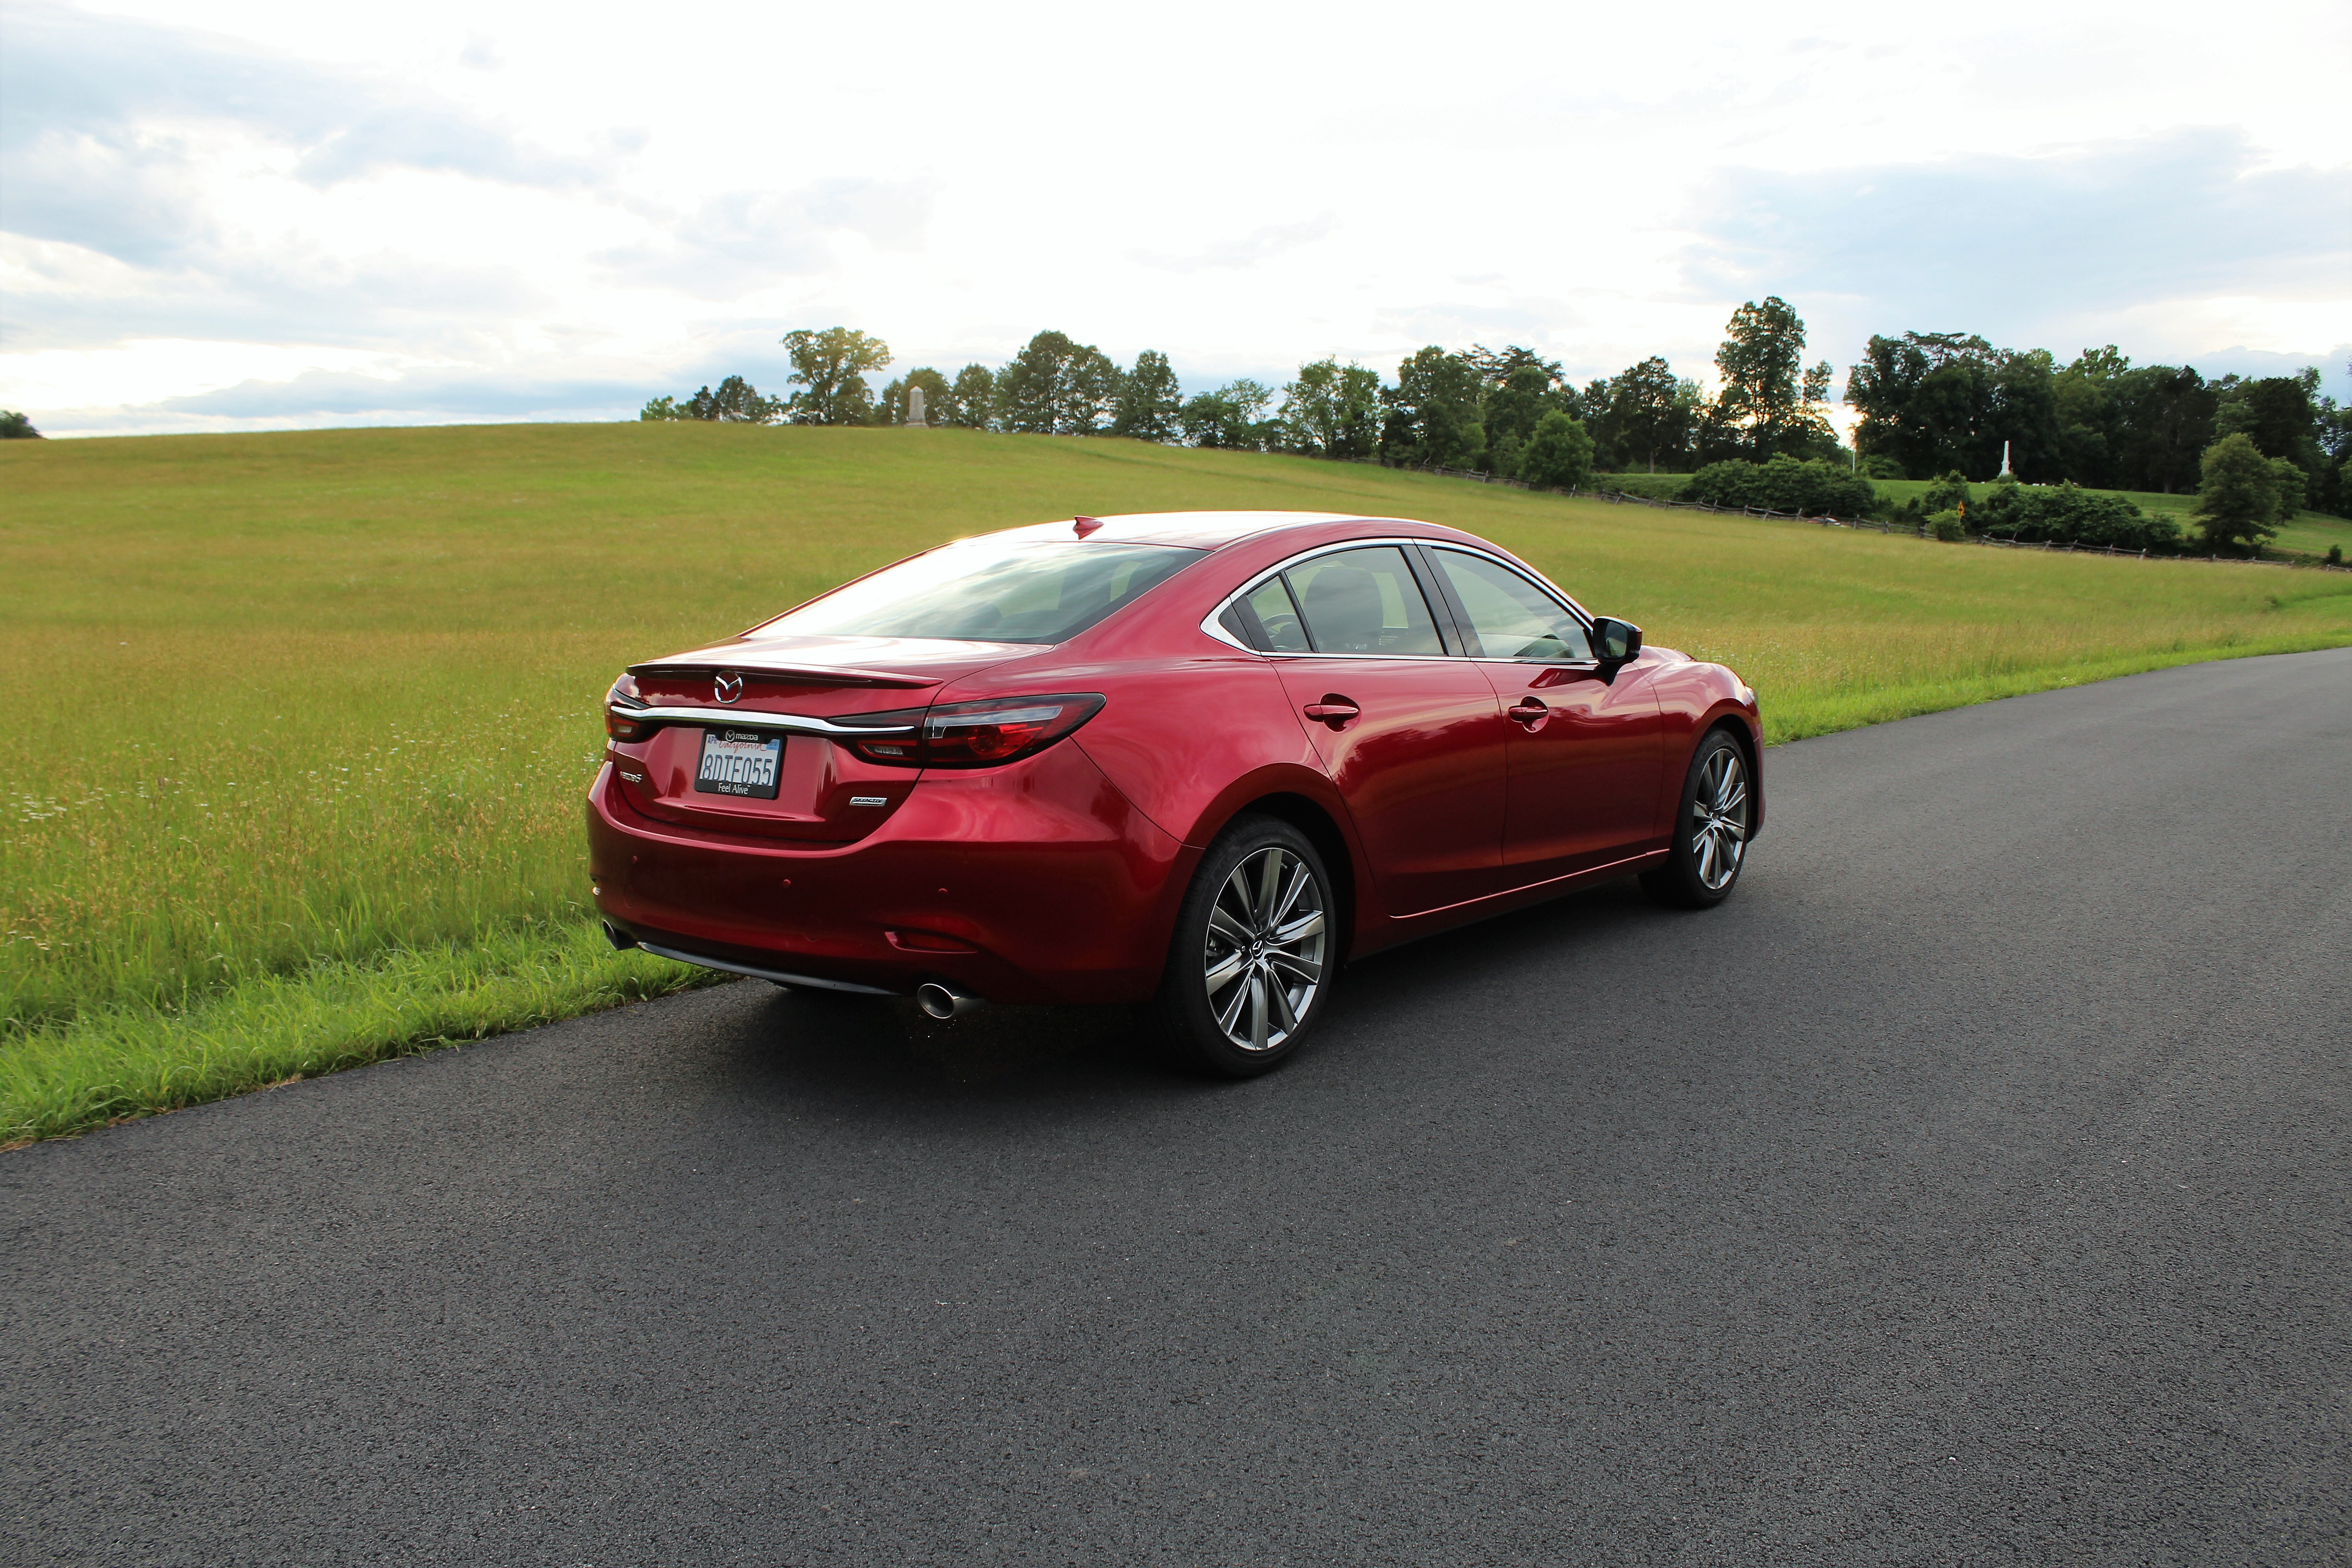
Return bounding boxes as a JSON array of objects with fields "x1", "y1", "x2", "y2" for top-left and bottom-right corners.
[{"x1": 984, "y1": 511, "x2": 1423, "y2": 549}]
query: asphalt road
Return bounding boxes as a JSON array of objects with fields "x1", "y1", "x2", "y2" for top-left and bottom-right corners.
[{"x1": 7, "y1": 649, "x2": 2349, "y2": 1567}]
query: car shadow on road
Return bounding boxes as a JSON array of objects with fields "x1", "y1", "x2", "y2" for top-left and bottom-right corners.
[{"x1": 701, "y1": 873, "x2": 1681, "y2": 1120}]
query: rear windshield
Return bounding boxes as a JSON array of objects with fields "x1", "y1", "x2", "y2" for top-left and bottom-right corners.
[{"x1": 758, "y1": 539, "x2": 1203, "y2": 645}]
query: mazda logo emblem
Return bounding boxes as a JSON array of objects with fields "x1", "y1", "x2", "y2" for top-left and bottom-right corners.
[{"x1": 713, "y1": 672, "x2": 743, "y2": 704}]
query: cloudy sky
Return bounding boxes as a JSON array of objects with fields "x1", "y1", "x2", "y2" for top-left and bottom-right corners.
[{"x1": 3, "y1": 0, "x2": 2347, "y2": 436}]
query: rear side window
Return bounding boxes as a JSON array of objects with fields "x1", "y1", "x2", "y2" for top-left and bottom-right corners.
[
  {"x1": 1284, "y1": 546, "x2": 1446, "y2": 656},
  {"x1": 1234, "y1": 578, "x2": 1312, "y2": 652},
  {"x1": 1432, "y1": 550, "x2": 1593, "y2": 661},
  {"x1": 760, "y1": 539, "x2": 1202, "y2": 645}
]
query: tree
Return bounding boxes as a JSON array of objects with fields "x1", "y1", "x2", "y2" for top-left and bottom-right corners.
[
  {"x1": 1481, "y1": 365, "x2": 1564, "y2": 477},
  {"x1": 0, "y1": 410, "x2": 41, "y2": 438},
  {"x1": 688, "y1": 377, "x2": 783, "y2": 422},
  {"x1": 2112, "y1": 365, "x2": 2216, "y2": 493},
  {"x1": 2220, "y1": 373, "x2": 2324, "y2": 466},
  {"x1": 1574, "y1": 374, "x2": 1620, "y2": 467},
  {"x1": 995, "y1": 330, "x2": 1119, "y2": 435},
  {"x1": 1111, "y1": 350, "x2": 1183, "y2": 442},
  {"x1": 1846, "y1": 331, "x2": 1998, "y2": 477},
  {"x1": 2191, "y1": 433, "x2": 2282, "y2": 555},
  {"x1": 1279, "y1": 359, "x2": 1384, "y2": 459},
  {"x1": 2053, "y1": 346, "x2": 2132, "y2": 489},
  {"x1": 1461, "y1": 344, "x2": 1562, "y2": 387},
  {"x1": 878, "y1": 367, "x2": 952, "y2": 426},
  {"x1": 944, "y1": 365, "x2": 997, "y2": 429},
  {"x1": 2269, "y1": 456, "x2": 2308, "y2": 518},
  {"x1": 1607, "y1": 357, "x2": 1697, "y2": 473},
  {"x1": 1990, "y1": 348, "x2": 2064, "y2": 478},
  {"x1": 1712, "y1": 297, "x2": 1809, "y2": 459},
  {"x1": 1380, "y1": 347, "x2": 1485, "y2": 469},
  {"x1": 2318, "y1": 365, "x2": 2352, "y2": 517},
  {"x1": 1179, "y1": 380, "x2": 1276, "y2": 450},
  {"x1": 1517, "y1": 411, "x2": 1595, "y2": 491},
  {"x1": 641, "y1": 377, "x2": 780, "y2": 422},
  {"x1": 780, "y1": 328, "x2": 892, "y2": 425}
]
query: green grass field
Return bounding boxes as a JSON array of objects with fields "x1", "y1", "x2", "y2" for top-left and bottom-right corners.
[
  {"x1": 1598, "y1": 470, "x2": 2352, "y2": 557},
  {"x1": 7, "y1": 422, "x2": 2352, "y2": 1144}
]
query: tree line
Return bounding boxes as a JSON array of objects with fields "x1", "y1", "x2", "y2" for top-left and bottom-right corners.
[
  {"x1": 639, "y1": 307, "x2": 1851, "y2": 497},
  {"x1": 642, "y1": 310, "x2": 2352, "y2": 522}
]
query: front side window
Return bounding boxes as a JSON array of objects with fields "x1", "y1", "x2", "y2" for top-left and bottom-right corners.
[
  {"x1": 1283, "y1": 546, "x2": 1446, "y2": 656},
  {"x1": 759, "y1": 539, "x2": 1202, "y2": 645},
  {"x1": 1433, "y1": 551, "x2": 1593, "y2": 661}
]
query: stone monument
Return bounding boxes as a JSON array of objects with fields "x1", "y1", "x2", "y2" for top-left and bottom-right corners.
[
  {"x1": 1997, "y1": 439, "x2": 2013, "y2": 479},
  {"x1": 906, "y1": 386, "x2": 928, "y2": 427}
]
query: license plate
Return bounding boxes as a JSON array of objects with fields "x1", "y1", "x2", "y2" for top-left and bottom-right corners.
[{"x1": 694, "y1": 728, "x2": 783, "y2": 799}]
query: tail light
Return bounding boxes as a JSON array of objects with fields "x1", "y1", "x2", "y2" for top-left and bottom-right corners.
[
  {"x1": 605, "y1": 674, "x2": 652, "y2": 741},
  {"x1": 840, "y1": 694, "x2": 1104, "y2": 768}
]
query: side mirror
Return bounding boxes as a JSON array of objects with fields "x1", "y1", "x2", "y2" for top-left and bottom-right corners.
[{"x1": 1591, "y1": 617, "x2": 1642, "y2": 664}]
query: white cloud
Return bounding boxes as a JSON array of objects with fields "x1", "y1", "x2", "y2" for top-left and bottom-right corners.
[
  {"x1": 3, "y1": 0, "x2": 2348, "y2": 432},
  {"x1": 1132, "y1": 215, "x2": 1341, "y2": 274}
]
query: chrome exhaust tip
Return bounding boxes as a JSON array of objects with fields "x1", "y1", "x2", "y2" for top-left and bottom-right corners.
[
  {"x1": 602, "y1": 921, "x2": 638, "y2": 951},
  {"x1": 914, "y1": 981, "x2": 985, "y2": 1021}
]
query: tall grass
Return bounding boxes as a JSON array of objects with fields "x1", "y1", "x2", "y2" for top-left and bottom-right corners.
[{"x1": 5, "y1": 423, "x2": 2349, "y2": 1142}]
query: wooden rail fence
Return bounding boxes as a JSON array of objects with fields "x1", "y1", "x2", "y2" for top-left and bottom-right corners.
[{"x1": 1388, "y1": 462, "x2": 2352, "y2": 573}]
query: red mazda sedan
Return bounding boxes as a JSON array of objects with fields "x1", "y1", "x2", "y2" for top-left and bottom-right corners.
[{"x1": 588, "y1": 511, "x2": 1761, "y2": 1075}]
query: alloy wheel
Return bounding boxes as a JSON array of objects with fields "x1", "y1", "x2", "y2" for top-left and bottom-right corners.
[
  {"x1": 1201, "y1": 845, "x2": 1328, "y2": 1053},
  {"x1": 1692, "y1": 746, "x2": 1749, "y2": 892}
]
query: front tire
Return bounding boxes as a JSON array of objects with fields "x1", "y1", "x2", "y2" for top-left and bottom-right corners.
[
  {"x1": 1641, "y1": 729, "x2": 1752, "y2": 909},
  {"x1": 1154, "y1": 815, "x2": 1335, "y2": 1078}
]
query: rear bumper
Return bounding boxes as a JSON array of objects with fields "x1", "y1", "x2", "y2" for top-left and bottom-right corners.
[{"x1": 586, "y1": 742, "x2": 1196, "y2": 1005}]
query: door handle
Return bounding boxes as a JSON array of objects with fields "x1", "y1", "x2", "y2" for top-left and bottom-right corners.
[
  {"x1": 1303, "y1": 696, "x2": 1360, "y2": 729},
  {"x1": 1509, "y1": 697, "x2": 1550, "y2": 730}
]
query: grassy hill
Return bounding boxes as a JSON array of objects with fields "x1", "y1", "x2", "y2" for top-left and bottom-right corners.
[
  {"x1": 1599, "y1": 470, "x2": 2352, "y2": 558},
  {"x1": 7, "y1": 422, "x2": 2351, "y2": 1142}
]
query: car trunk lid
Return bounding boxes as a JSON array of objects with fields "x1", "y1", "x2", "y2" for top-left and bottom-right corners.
[{"x1": 613, "y1": 634, "x2": 1029, "y2": 841}]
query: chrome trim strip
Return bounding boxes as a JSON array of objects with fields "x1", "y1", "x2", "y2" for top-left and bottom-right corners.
[
  {"x1": 617, "y1": 706, "x2": 917, "y2": 736},
  {"x1": 638, "y1": 942, "x2": 898, "y2": 995},
  {"x1": 1198, "y1": 536, "x2": 1592, "y2": 654}
]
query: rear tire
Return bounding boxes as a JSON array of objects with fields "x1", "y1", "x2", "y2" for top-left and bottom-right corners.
[
  {"x1": 1640, "y1": 729, "x2": 1752, "y2": 909},
  {"x1": 1154, "y1": 815, "x2": 1336, "y2": 1078}
]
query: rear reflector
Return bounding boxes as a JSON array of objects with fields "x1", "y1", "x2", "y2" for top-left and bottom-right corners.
[{"x1": 887, "y1": 928, "x2": 979, "y2": 954}]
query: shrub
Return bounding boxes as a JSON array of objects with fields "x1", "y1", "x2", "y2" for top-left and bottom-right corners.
[
  {"x1": 1927, "y1": 510, "x2": 1967, "y2": 542},
  {"x1": 1681, "y1": 456, "x2": 1877, "y2": 517},
  {"x1": 1518, "y1": 411, "x2": 1596, "y2": 490},
  {"x1": 1590, "y1": 472, "x2": 1687, "y2": 502},
  {"x1": 2328, "y1": 545, "x2": 2344, "y2": 566},
  {"x1": 1919, "y1": 471, "x2": 1974, "y2": 519},
  {"x1": 0, "y1": 410, "x2": 41, "y2": 439},
  {"x1": 1976, "y1": 478, "x2": 2180, "y2": 551},
  {"x1": 1862, "y1": 454, "x2": 1906, "y2": 480}
]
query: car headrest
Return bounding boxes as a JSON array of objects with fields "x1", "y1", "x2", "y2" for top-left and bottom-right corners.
[{"x1": 1299, "y1": 567, "x2": 1387, "y2": 652}]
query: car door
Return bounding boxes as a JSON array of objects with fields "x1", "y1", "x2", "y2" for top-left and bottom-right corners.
[
  {"x1": 1422, "y1": 546, "x2": 1666, "y2": 886},
  {"x1": 1227, "y1": 544, "x2": 1508, "y2": 916}
]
